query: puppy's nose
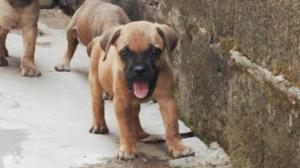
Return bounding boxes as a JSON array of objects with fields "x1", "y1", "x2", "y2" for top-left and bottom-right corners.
[{"x1": 134, "y1": 65, "x2": 145, "y2": 75}]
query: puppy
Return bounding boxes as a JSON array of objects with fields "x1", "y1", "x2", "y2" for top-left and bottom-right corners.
[
  {"x1": 88, "y1": 21, "x2": 194, "y2": 160},
  {"x1": 55, "y1": 0, "x2": 129, "y2": 72},
  {"x1": 0, "y1": 0, "x2": 40, "y2": 76}
]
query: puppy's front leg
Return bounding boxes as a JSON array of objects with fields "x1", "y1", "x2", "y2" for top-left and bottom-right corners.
[
  {"x1": 89, "y1": 85, "x2": 108, "y2": 134},
  {"x1": 89, "y1": 48, "x2": 108, "y2": 134},
  {"x1": 158, "y1": 97, "x2": 194, "y2": 158},
  {"x1": 114, "y1": 97, "x2": 137, "y2": 160},
  {"x1": 20, "y1": 24, "x2": 40, "y2": 77}
]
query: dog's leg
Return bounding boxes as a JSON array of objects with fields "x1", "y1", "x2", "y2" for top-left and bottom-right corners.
[
  {"x1": 54, "y1": 28, "x2": 78, "y2": 72},
  {"x1": 114, "y1": 97, "x2": 137, "y2": 160},
  {"x1": 89, "y1": 84, "x2": 108, "y2": 134},
  {"x1": 55, "y1": 11, "x2": 79, "y2": 72},
  {"x1": 20, "y1": 23, "x2": 41, "y2": 77},
  {"x1": 131, "y1": 103, "x2": 165, "y2": 143},
  {"x1": 131, "y1": 103, "x2": 149, "y2": 140},
  {"x1": 158, "y1": 97, "x2": 194, "y2": 158},
  {"x1": 88, "y1": 49, "x2": 108, "y2": 134},
  {"x1": 0, "y1": 27, "x2": 9, "y2": 66}
]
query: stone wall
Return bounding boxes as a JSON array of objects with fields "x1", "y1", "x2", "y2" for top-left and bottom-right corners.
[{"x1": 114, "y1": 1, "x2": 300, "y2": 168}]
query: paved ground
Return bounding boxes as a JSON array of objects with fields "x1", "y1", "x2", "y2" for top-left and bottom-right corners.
[{"x1": 0, "y1": 10, "x2": 229, "y2": 168}]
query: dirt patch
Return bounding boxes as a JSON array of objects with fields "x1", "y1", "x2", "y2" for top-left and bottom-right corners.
[
  {"x1": 80, "y1": 154, "x2": 171, "y2": 168},
  {"x1": 39, "y1": 8, "x2": 70, "y2": 29}
]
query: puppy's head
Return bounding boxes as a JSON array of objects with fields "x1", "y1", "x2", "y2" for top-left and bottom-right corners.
[{"x1": 100, "y1": 21, "x2": 178, "y2": 99}]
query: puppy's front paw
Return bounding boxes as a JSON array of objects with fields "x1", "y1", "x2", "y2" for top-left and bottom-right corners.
[
  {"x1": 0, "y1": 57, "x2": 8, "y2": 66},
  {"x1": 170, "y1": 143, "x2": 194, "y2": 158},
  {"x1": 21, "y1": 65, "x2": 41, "y2": 77},
  {"x1": 55, "y1": 64, "x2": 70, "y2": 72},
  {"x1": 118, "y1": 148, "x2": 137, "y2": 161},
  {"x1": 89, "y1": 125, "x2": 109, "y2": 134}
]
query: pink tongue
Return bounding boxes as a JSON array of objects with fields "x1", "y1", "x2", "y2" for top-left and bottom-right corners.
[{"x1": 133, "y1": 81, "x2": 149, "y2": 99}]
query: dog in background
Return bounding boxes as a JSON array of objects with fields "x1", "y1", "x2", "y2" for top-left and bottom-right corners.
[
  {"x1": 54, "y1": 0, "x2": 129, "y2": 72},
  {"x1": 0, "y1": 0, "x2": 41, "y2": 77},
  {"x1": 88, "y1": 20, "x2": 194, "y2": 160}
]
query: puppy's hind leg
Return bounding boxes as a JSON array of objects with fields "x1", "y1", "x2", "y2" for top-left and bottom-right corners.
[
  {"x1": 88, "y1": 45, "x2": 108, "y2": 134},
  {"x1": 55, "y1": 10, "x2": 79, "y2": 72},
  {"x1": 0, "y1": 27, "x2": 9, "y2": 66},
  {"x1": 131, "y1": 103, "x2": 165, "y2": 143},
  {"x1": 54, "y1": 27, "x2": 78, "y2": 72},
  {"x1": 131, "y1": 103, "x2": 149, "y2": 139}
]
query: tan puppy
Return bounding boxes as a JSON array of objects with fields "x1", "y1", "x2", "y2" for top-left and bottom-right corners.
[
  {"x1": 55, "y1": 0, "x2": 129, "y2": 72},
  {"x1": 0, "y1": 0, "x2": 40, "y2": 76},
  {"x1": 88, "y1": 21, "x2": 194, "y2": 160}
]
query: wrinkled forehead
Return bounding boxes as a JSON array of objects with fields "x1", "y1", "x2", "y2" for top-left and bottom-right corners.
[{"x1": 116, "y1": 23, "x2": 164, "y2": 52}]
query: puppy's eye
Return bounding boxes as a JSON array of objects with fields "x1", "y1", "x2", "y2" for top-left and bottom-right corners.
[
  {"x1": 119, "y1": 47, "x2": 132, "y2": 59},
  {"x1": 152, "y1": 47, "x2": 162, "y2": 58}
]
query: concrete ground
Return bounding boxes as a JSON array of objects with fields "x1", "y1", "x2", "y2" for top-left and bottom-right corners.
[{"x1": 0, "y1": 10, "x2": 229, "y2": 168}]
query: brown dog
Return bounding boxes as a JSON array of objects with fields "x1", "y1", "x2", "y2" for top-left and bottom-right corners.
[
  {"x1": 88, "y1": 21, "x2": 194, "y2": 160},
  {"x1": 55, "y1": 0, "x2": 129, "y2": 72},
  {"x1": 0, "y1": 0, "x2": 40, "y2": 76}
]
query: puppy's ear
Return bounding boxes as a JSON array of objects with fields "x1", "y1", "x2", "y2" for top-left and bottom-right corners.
[
  {"x1": 100, "y1": 28, "x2": 121, "y2": 61},
  {"x1": 156, "y1": 24, "x2": 178, "y2": 58}
]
